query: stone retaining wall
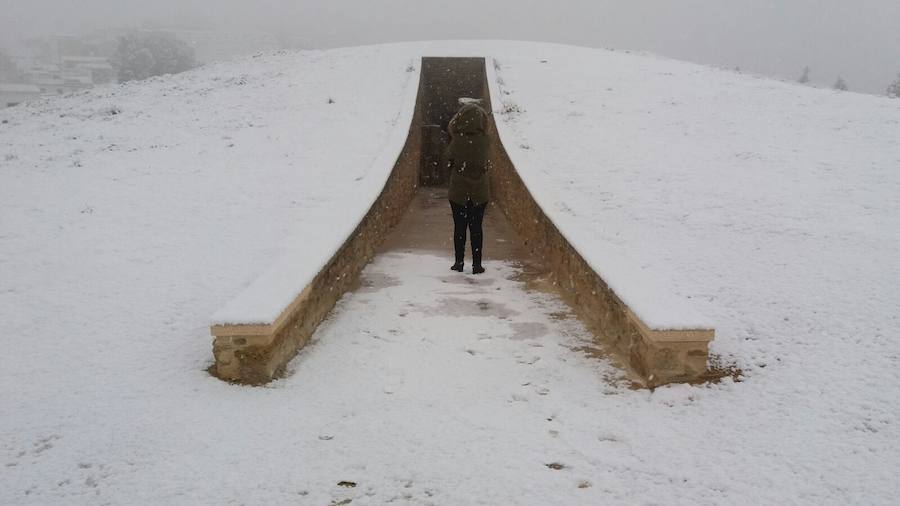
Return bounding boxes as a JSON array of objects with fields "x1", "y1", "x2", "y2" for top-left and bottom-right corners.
[
  {"x1": 210, "y1": 77, "x2": 425, "y2": 384},
  {"x1": 480, "y1": 68, "x2": 713, "y2": 387},
  {"x1": 210, "y1": 57, "x2": 713, "y2": 387}
]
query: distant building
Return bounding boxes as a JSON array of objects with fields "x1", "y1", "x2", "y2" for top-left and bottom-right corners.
[
  {"x1": 61, "y1": 56, "x2": 115, "y2": 84},
  {"x1": 0, "y1": 83, "x2": 41, "y2": 108},
  {"x1": 2, "y1": 26, "x2": 284, "y2": 108},
  {"x1": 19, "y1": 62, "x2": 91, "y2": 96},
  {"x1": 8, "y1": 37, "x2": 115, "y2": 103}
]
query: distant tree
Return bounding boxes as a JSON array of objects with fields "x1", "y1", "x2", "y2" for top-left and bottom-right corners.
[
  {"x1": 833, "y1": 76, "x2": 848, "y2": 91},
  {"x1": 887, "y1": 74, "x2": 900, "y2": 98},
  {"x1": 798, "y1": 66, "x2": 810, "y2": 84},
  {"x1": 0, "y1": 49, "x2": 18, "y2": 79},
  {"x1": 115, "y1": 32, "x2": 196, "y2": 83}
]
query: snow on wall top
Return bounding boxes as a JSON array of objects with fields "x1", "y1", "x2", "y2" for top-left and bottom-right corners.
[
  {"x1": 205, "y1": 40, "x2": 900, "y2": 333},
  {"x1": 209, "y1": 66, "x2": 420, "y2": 326},
  {"x1": 486, "y1": 60, "x2": 714, "y2": 331},
  {"x1": 208, "y1": 42, "x2": 716, "y2": 331},
  {"x1": 0, "y1": 46, "x2": 421, "y2": 331},
  {"x1": 480, "y1": 42, "x2": 900, "y2": 340}
]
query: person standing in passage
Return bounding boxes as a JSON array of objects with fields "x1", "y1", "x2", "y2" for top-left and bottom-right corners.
[{"x1": 445, "y1": 103, "x2": 491, "y2": 274}]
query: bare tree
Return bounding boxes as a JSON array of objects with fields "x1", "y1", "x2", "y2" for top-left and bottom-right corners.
[
  {"x1": 887, "y1": 74, "x2": 900, "y2": 98},
  {"x1": 0, "y1": 49, "x2": 18, "y2": 80},
  {"x1": 833, "y1": 76, "x2": 848, "y2": 91},
  {"x1": 115, "y1": 33, "x2": 196, "y2": 83}
]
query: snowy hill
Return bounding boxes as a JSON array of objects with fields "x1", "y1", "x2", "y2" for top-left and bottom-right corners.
[{"x1": 1, "y1": 41, "x2": 898, "y2": 504}]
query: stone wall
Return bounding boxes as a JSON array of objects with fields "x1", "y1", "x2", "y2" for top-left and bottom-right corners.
[
  {"x1": 480, "y1": 69, "x2": 713, "y2": 387},
  {"x1": 211, "y1": 77, "x2": 425, "y2": 384},
  {"x1": 211, "y1": 57, "x2": 713, "y2": 387}
]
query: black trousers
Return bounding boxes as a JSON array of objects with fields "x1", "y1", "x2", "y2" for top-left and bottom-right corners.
[{"x1": 450, "y1": 199, "x2": 487, "y2": 266}]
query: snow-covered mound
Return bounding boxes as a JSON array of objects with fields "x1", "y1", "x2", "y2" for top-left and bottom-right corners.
[
  {"x1": 489, "y1": 42, "x2": 900, "y2": 402},
  {"x1": 0, "y1": 46, "x2": 418, "y2": 331},
  {"x1": 1, "y1": 41, "x2": 898, "y2": 504},
  {"x1": 209, "y1": 56, "x2": 419, "y2": 327}
]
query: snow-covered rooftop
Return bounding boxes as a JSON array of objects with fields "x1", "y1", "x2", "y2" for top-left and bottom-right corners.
[{"x1": 0, "y1": 83, "x2": 41, "y2": 93}]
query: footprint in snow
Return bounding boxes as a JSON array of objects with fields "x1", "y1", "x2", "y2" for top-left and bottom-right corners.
[
  {"x1": 517, "y1": 355, "x2": 541, "y2": 365},
  {"x1": 382, "y1": 370, "x2": 405, "y2": 394}
]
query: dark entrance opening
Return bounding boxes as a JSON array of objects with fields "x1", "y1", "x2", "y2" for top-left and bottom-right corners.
[{"x1": 418, "y1": 57, "x2": 489, "y2": 187}]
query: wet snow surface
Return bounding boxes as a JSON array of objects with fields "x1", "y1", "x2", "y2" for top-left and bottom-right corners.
[{"x1": 2, "y1": 41, "x2": 899, "y2": 504}]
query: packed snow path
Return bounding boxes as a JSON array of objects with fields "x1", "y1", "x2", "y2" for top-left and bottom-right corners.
[{"x1": 272, "y1": 188, "x2": 634, "y2": 503}]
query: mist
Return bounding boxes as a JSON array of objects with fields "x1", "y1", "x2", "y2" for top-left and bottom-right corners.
[{"x1": 2, "y1": 0, "x2": 898, "y2": 94}]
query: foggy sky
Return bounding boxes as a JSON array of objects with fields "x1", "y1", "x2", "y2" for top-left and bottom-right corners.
[{"x1": 2, "y1": 0, "x2": 898, "y2": 94}]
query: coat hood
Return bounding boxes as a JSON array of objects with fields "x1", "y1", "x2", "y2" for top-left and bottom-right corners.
[{"x1": 450, "y1": 103, "x2": 488, "y2": 135}]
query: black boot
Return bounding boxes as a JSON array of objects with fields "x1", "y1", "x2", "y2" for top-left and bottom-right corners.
[
  {"x1": 472, "y1": 242, "x2": 484, "y2": 274},
  {"x1": 450, "y1": 200, "x2": 467, "y2": 273},
  {"x1": 469, "y1": 202, "x2": 486, "y2": 275}
]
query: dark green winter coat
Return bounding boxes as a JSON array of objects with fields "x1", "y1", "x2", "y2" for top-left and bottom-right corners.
[{"x1": 445, "y1": 104, "x2": 491, "y2": 205}]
